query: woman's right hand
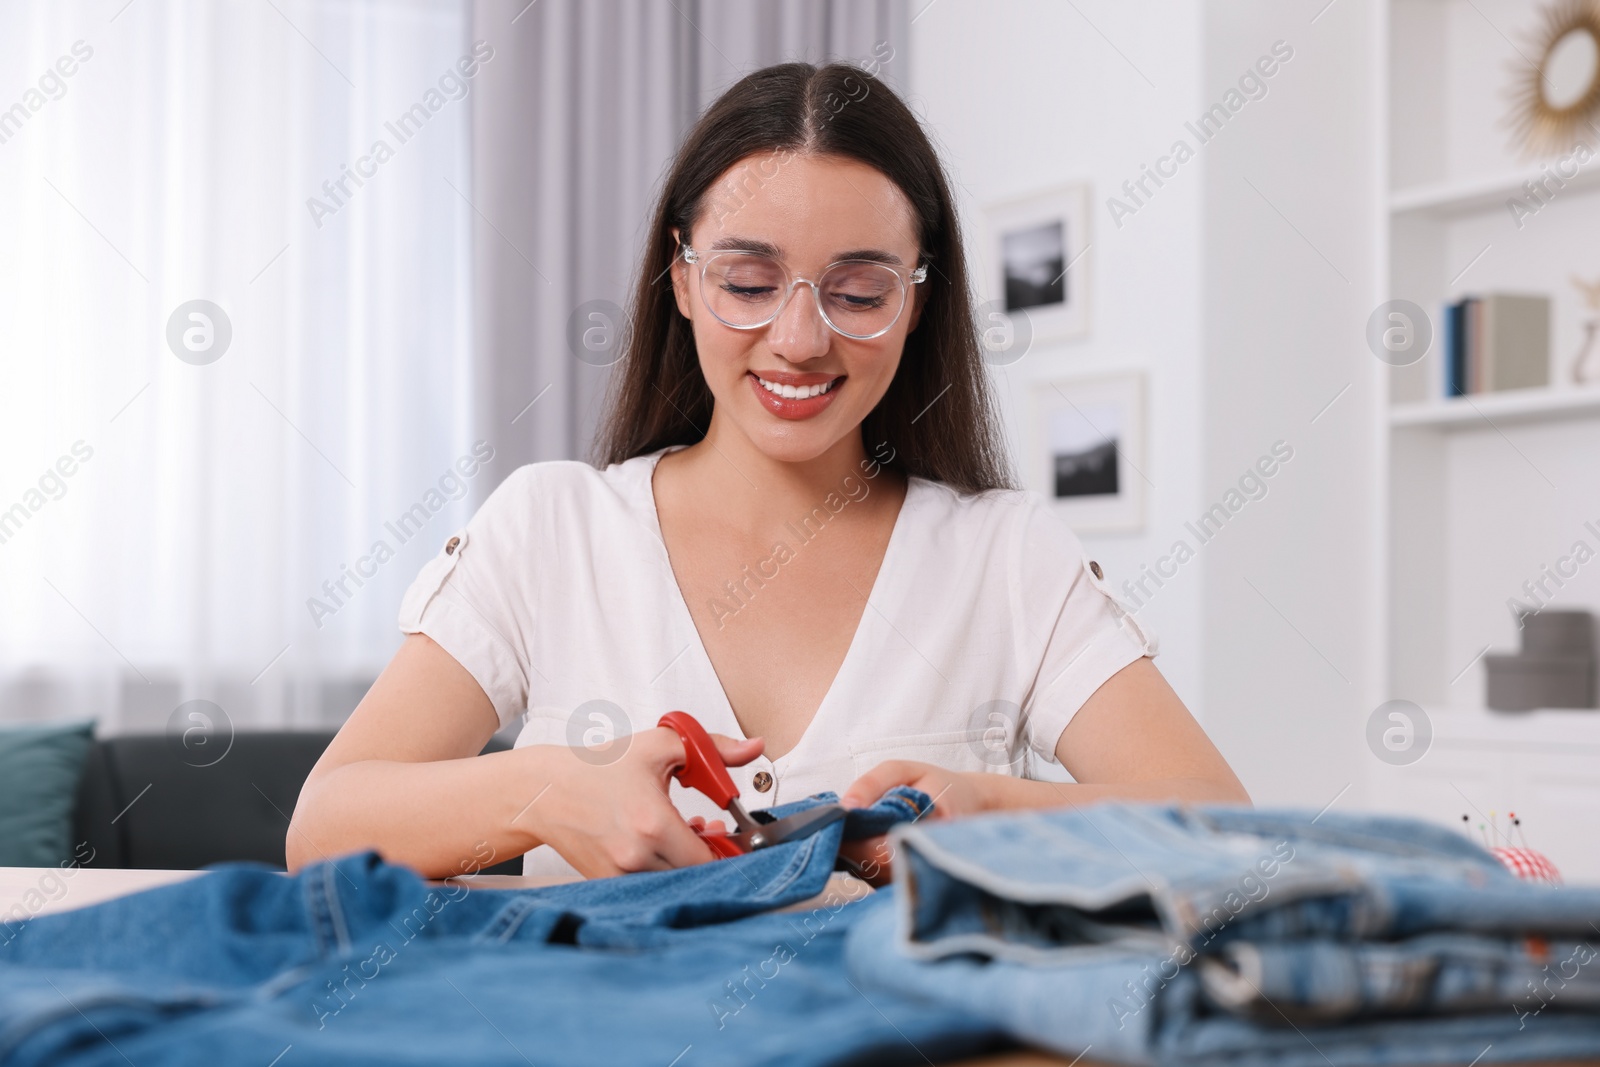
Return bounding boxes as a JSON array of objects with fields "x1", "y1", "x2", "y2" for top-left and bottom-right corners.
[{"x1": 528, "y1": 726, "x2": 764, "y2": 879}]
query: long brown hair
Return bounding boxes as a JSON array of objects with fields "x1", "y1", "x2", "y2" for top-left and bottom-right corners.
[{"x1": 590, "y1": 61, "x2": 1017, "y2": 495}]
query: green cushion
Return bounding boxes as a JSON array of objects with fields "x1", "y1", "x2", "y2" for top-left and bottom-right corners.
[{"x1": 0, "y1": 720, "x2": 95, "y2": 867}]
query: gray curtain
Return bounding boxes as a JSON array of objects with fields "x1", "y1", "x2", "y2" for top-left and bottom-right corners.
[{"x1": 466, "y1": 0, "x2": 912, "y2": 482}]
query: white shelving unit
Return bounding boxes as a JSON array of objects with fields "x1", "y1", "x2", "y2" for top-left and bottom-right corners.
[
  {"x1": 1390, "y1": 163, "x2": 1600, "y2": 218},
  {"x1": 1372, "y1": 0, "x2": 1600, "y2": 884},
  {"x1": 1389, "y1": 385, "x2": 1600, "y2": 428}
]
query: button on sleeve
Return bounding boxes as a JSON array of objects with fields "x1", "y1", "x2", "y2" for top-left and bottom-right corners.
[
  {"x1": 1012, "y1": 495, "x2": 1158, "y2": 763},
  {"x1": 396, "y1": 529, "x2": 468, "y2": 632},
  {"x1": 396, "y1": 471, "x2": 536, "y2": 731}
]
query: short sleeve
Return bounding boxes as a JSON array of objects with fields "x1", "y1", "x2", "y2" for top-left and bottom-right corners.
[
  {"x1": 396, "y1": 469, "x2": 534, "y2": 731},
  {"x1": 1012, "y1": 495, "x2": 1158, "y2": 763}
]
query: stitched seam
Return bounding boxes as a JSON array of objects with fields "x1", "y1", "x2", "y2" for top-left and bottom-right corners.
[
  {"x1": 0, "y1": 988, "x2": 230, "y2": 1061},
  {"x1": 305, "y1": 865, "x2": 337, "y2": 958},
  {"x1": 749, "y1": 834, "x2": 822, "y2": 901},
  {"x1": 253, "y1": 961, "x2": 325, "y2": 1002},
  {"x1": 882, "y1": 792, "x2": 922, "y2": 820},
  {"x1": 321, "y1": 864, "x2": 352, "y2": 955},
  {"x1": 473, "y1": 896, "x2": 542, "y2": 943}
]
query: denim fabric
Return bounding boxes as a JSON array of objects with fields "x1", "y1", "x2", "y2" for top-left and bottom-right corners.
[
  {"x1": 1197, "y1": 934, "x2": 1600, "y2": 1023},
  {"x1": 0, "y1": 786, "x2": 1017, "y2": 1067},
  {"x1": 846, "y1": 802, "x2": 1600, "y2": 1067}
]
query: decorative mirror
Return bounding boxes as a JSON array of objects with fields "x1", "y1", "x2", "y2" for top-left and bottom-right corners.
[{"x1": 1509, "y1": 0, "x2": 1600, "y2": 155}]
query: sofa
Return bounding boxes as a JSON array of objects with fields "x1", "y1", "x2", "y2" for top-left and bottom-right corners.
[{"x1": 70, "y1": 730, "x2": 525, "y2": 877}]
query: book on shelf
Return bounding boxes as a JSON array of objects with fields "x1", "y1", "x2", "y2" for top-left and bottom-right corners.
[{"x1": 1440, "y1": 292, "x2": 1549, "y2": 398}]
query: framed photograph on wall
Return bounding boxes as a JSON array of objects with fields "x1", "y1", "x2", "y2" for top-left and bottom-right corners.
[
  {"x1": 1025, "y1": 372, "x2": 1146, "y2": 533},
  {"x1": 982, "y1": 183, "x2": 1091, "y2": 343}
]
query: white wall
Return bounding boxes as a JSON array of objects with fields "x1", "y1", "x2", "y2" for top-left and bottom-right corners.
[
  {"x1": 1198, "y1": 0, "x2": 1383, "y2": 807},
  {"x1": 1390, "y1": 0, "x2": 1581, "y2": 188},
  {"x1": 911, "y1": 1, "x2": 1386, "y2": 809},
  {"x1": 908, "y1": 0, "x2": 1209, "y2": 726}
]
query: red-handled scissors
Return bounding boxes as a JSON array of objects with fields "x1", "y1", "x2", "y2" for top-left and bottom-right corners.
[{"x1": 658, "y1": 711, "x2": 846, "y2": 858}]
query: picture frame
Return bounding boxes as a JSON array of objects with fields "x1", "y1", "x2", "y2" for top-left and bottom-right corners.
[
  {"x1": 1025, "y1": 372, "x2": 1146, "y2": 533},
  {"x1": 981, "y1": 182, "x2": 1091, "y2": 344}
]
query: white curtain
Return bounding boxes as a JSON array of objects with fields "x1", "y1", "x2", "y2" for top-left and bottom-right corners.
[
  {"x1": 0, "y1": 0, "x2": 909, "y2": 734},
  {"x1": 0, "y1": 0, "x2": 479, "y2": 732}
]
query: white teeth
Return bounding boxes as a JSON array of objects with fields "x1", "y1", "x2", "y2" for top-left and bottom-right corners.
[{"x1": 755, "y1": 375, "x2": 837, "y2": 400}]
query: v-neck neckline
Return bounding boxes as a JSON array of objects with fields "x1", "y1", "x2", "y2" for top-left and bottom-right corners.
[{"x1": 636, "y1": 444, "x2": 919, "y2": 767}]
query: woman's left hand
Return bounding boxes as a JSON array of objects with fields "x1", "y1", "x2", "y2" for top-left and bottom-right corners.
[{"x1": 835, "y1": 761, "x2": 989, "y2": 886}]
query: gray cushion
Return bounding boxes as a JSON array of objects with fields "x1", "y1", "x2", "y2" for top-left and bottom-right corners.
[{"x1": 0, "y1": 720, "x2": 96, "y2": 867}]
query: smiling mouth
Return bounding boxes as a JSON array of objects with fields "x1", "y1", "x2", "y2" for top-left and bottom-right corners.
[{"x1": 749, "y1": 373, "x2": 845, "y2": 399}]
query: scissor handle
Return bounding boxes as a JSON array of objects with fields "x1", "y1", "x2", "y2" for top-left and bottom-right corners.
[
  {"x1": 687, "y1": 816, "x2": 748, "y2": 858},
  {"x1": 658, "y1": 711, "x2": 740, "y2": 810}
]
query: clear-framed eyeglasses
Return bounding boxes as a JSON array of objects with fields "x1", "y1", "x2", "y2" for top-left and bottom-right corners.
[{"x1": 680, "y1": 243, "x2": 927, "y2": 341}]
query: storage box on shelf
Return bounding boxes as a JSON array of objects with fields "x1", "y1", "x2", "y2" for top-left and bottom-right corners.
[{"x1": 1484, "y1": 610, "x2": 1598, "y2": 711}]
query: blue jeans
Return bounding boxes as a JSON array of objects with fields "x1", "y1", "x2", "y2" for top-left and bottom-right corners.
[
  {"x1": 846, "y1": 802, "x2": 1600, "y2": 1066},
  {"x1": 0, "y1": 787, "x2": 1014, "y2": 1067}
]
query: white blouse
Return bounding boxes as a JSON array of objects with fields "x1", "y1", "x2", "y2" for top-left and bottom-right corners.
[{"x1": 397, "y1": 443, "x2": 1157, "y2": 876}]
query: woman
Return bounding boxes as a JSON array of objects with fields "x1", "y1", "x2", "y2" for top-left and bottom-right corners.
[{"x1": 286, "y1": 62, "x2": 1248, "y2": 882}]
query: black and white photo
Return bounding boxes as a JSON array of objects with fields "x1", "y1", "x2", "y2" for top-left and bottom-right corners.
[
  {"x1": 983, "y1": 182, "x2": 1090, "y2": 342},
  {"x1": 1027, "y1": 372, "x2": 1145, "y2": 532}
]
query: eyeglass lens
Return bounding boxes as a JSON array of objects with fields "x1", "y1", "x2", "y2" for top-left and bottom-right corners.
[{"x1": 699, "y1": 253, "x2": 905, "y2": 337}]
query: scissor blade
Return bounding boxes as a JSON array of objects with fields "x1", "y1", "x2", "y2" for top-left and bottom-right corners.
[{"x1": 747, "y1": 804, "x2": 847, "y2": 849}]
